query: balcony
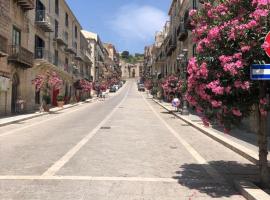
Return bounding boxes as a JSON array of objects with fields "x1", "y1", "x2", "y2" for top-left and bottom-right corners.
[
  {"x1": 17, "y1": 0, "x2": 35, "y2": 11},
  {"x1": 35, "y1": 10, "x2": 53, "y2": 32},
  {"x1": 55, "y1": 31, "x2": 68, "y2": 46},
  {"x1": 165, "y1": 35, "x2": 176, "y2": 56},
  {"x1": 65, "y1": 42, "x2": 77, "y2": 55},
  {"x1": 177, "y1": 21, "x2": 188, "y2": 41},
  {"x1": 75, "y1": 50, "x2": 85, "y2": 61},
  {"x1": 8, "y1": 45, "x2": 34, "y2": 68},
  {"x1": 0, "y1": 35, "x2": 8, "y2": 57}
]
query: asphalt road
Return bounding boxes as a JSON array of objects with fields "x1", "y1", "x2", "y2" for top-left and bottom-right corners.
[{"x1": 0, "y1": 80, "x2": 257, "y2": 199}]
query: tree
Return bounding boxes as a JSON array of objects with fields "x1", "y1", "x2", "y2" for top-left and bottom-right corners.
[
  {"x1": 188, "y1": 0, "x2": 270, "y2": 187},
  {"x1": 121, "y1": 51, "x2": 130, "y2": 59}
]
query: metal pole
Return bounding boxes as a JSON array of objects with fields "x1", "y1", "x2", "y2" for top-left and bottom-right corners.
[{"x1": 182, "y1": 49, "x2": 189, "y2": 115}]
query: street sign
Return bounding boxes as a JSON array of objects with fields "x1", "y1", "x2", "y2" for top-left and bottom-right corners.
[
  {"x1": 265, "y1": 32, "x2": 270, "y2": 58},
  {"x1": 251, "y1": 64, "x2": 270, "y2": 80}
]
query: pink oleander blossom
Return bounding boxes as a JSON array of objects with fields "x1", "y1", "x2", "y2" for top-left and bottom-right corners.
[
  {"x1": 211, "y1": 100, "x2": 222, "y2": 108},
  {"x1": 232, "y1": 108, "x2": 242, "y2": 116}
]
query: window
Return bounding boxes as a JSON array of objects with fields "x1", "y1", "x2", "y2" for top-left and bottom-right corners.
[
  {"x1": 55, "y1": 0, "x2": 59, "y2": 15},
  {"x1": 65, "y1": 13, "x2": 69, "y2": 27},
  {"x1": 35, "y1": 87, "x2": 40, "y2": 104},
  {"x1": 193, "y1": 44, "x2": 197, "y2": 56},
  {"x1": 75, "y1": 26, "x2": 78, "y2": 39},
  {"x1": 54, "y1": 50, "x2": 58, "y2": 66},
  {"x1": 55, "y1": 20, "x2": 58, "y2": 38},
  {"x1": 65, "y1": 57, "x2": 69, "y2": 71},
  {"x1": 12, "y1": 27, "x2": 21, "y2": 46},
  {"x1": 193, "y1": 0, "x2": 197, "y2": 9}
]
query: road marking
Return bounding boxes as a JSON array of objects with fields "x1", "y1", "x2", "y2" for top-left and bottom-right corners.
[
  {"x1": 42, "y1": 84, "x2": 131, "y2": 177},
  {"x1": 0, "y1": 175, "x2": 178, "y2": 183},
  {"x1": 141, "y1": 94, "x2": 226, "y2": 183}
]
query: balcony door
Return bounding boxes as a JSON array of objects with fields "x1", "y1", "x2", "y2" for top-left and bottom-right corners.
[
  {"x1": 35, "y1": 35, "x2": 45, "y2": 59},
  {"x1": 12, "y1": 27, "x2": 21, "y2": 54},
  {"x1": 11, "y1": 73, "x2": 20, "y2": 114},
  {"x1": 36, "y1": 0, "x2": 45, "y2": 21}
]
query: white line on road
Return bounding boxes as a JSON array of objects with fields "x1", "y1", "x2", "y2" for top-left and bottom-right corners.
[
  {"x1": 141, "y1": 93, "x2": 226, "y2": 183},
  {"x1": 42, "y1": 84, "x2": 131, "y2": 177},
  {"x1": 0, "y1": 175, "x2": 178, "y2": 183}
]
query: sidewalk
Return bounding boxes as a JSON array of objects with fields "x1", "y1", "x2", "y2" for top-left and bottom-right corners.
[
  {"x1": 0, "y1": 82, "x2": 128, "y2": 127},
  {"x1": 151, "y1": 97, "x2": 270, "y2": 165},
  {"x1": 0, "y1": 97, "x2": 97, "y2": 127}
]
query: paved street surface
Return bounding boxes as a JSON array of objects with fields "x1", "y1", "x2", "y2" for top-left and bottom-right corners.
[{"x1": 0, "y1": 80, "x2": 258, "y2": 200}]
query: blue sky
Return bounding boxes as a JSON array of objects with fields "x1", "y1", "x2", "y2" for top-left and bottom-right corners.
[{"x1": 66, "y1": 0, "x2": 171, "y2": 54}]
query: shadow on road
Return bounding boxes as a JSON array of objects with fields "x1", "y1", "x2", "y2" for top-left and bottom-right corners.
[{"x1": 172, "y1": 161, "x2": 259, "y2": 198}]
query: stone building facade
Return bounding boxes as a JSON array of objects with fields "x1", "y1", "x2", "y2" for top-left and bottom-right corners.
[
  {"x1": 81, "y1": 30, "x2": 108, "y2": 82},
  {"x1": 0, "y1": 0, "x2": 92, "y2": 116}
]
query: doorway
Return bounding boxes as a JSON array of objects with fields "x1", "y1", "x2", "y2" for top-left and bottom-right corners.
[{"x1": 11, "y1": 73, "x2": 20, "y2": 114}]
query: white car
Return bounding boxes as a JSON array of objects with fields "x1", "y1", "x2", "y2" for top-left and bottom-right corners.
[{"x1": 114, "y1": 85, "x2": 119, "y2": 90}]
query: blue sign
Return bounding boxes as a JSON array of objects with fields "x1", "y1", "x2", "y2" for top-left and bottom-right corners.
[{"x1": 251, "y1": 64, "x2": 270, "y2": 80}]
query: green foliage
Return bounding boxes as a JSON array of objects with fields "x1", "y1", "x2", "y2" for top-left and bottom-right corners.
[
  {"x1": 42, "y1": 94, "x2": 51, "y2": 104},
  {"x1": 120, "y1": 53, "x2": 144, "y2": 64},
  {"x1": 56, "y1": 95, "x2": 64, "y2": 101}
]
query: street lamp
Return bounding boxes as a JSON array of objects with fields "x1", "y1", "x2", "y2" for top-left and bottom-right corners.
[{"x1": 178, "y1": 49, "x2": 189, "y2": 115}]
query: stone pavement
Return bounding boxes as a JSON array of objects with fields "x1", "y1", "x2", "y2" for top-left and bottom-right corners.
[
  {"x1": 0, "y1": 84, "x2": 126, "y2": 127},
  {"x1": 151, "y1": 98, "x2": 270, "y2": 165},
  {"x1": 0, "y1": 80, "x2": 260, "y2": 199}
]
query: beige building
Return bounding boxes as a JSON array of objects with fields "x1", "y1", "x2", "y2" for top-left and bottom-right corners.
[
  {"x1": 145, "y1": 0, "x2": 198, "y2": 79},
  {"x1": 121, "y1": 60, "x2": 142, "y2": 79},
  {"x1": 81, "y1": 30, "x2": 108, "y2": 82},
  {"x1": 0, "y1": 0, "x2": 92, "y2": 116},
  {"x1": 103, "y1": 43, "x2": 121, "y2": 79}
]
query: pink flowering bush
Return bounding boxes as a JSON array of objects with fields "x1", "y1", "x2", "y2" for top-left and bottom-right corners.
[
  {"x1": 187, "y1": 0, "x2": 270, "y2": 130},
  {"x1": 32, "y1": 71, "x2": 63, "y2": 93},
  {"x1": 80, "y1": 79, "x2": 92, "y2": 92}
]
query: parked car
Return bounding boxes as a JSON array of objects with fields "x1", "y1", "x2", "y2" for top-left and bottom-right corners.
[
  {"x1": 114, "y1": 85, "x2": 119, "y2": 90},
  {"x1": 138, "y1": 84, "x2": 145, "y2": 92},
  {"x1": 109, "y1": 86, "x2": 117, "y2": 93}
]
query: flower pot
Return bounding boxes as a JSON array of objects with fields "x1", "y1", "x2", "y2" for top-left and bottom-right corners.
[
  {"x1": 57, "y1": 101, "x2": 65, "y2": 108},
  {"x1": 43, "y1": 104, "x2": 50, "y2": 112}
]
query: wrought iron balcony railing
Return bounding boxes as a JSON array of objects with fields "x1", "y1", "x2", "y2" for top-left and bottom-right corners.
[
  {"x1": 55, "y1": 30, "x2": 68, "y2": 46},
  {"x1": 35, "y1": 10, "x2": 53, "y2": 32},
  {"x1": 8, "y1": 45, "x2": 34, "y2": 68}
]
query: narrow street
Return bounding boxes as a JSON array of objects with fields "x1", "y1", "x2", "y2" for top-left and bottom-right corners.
[{"x1": 0, "y1": 80, "x2": 257, "y2": 199}]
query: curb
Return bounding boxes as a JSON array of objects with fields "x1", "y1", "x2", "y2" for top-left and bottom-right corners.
[
  {"x1": 152, "y1": 98, "x2": 260, "y2": 165},
  {"x1": 0, "y1": 98, "x2": 98, "y2": 128},
  {"x1": 234, "y1": 180, "x2": 270, "y2": 200}
]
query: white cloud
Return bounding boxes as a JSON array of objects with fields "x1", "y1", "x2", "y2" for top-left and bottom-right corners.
[{"x1": 110, "y1": 4, "x2": 168, "y2": 42}]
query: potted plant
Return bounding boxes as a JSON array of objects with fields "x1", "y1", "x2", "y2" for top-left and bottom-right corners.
[
  {"x1": 42, "y1": 94, "x2": 51, "y2": 112},
  {"x1": 57, "y1": 95, "x2": 65, "y2": 108}
]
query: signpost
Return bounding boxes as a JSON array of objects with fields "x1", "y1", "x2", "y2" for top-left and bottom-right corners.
[
  {"x1": 251, "y1": 64, "x2": 270, "y2": 80},
  {"x1": 250, "y1": 32, "x2": 270, "y2": 80}
]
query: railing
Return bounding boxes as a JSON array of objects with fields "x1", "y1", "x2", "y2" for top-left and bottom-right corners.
[
  {"x1": 8, "y1": 45, "x2": 34, "y2": 67},
  {"x1": 0, "y1": 35, "x2": 8, "y2": 56},
  {"x1": 35, "y1": 47, "x2": 77, "y2": 74},
  {"x1": 177, "y1": 20, "x2": 188, "y2": 41},
  {"x1": 55, "y1": 30, "x2": 68, "y2": 45},
  {"x1": 35, "y1": 10, "x2": 53, "y2": 32}
]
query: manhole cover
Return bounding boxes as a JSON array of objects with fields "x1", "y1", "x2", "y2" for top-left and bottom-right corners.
[{"x1": 100, "y1": 127, "x2": 111, "y2": 130}]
